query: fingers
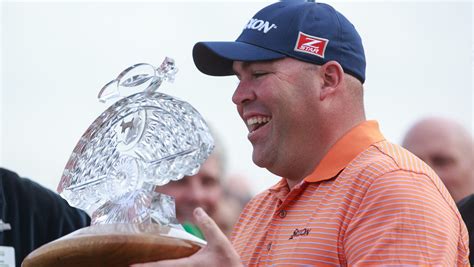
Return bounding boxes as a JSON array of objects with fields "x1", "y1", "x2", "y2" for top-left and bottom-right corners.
[
  {"x1": 193, "y1": 207, "x2": 241, "y2": 266},
  {"x1": 193, "y1": 207, "x2": 229, "y2": 246}
]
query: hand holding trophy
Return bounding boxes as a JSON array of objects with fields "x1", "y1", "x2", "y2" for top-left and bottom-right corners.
[{"x1": 22, "y1": 58, "x2": 214, "y2": 267}]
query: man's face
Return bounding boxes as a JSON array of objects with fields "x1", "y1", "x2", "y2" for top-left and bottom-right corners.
[
  {"x1": 156, "y1": 154, "x2": 222, "y2": 223},
  {"x1": 231, "y1": 58, "x2": 322, "y2": 177},
  {"x1": 403, "y1": 123, "x2": 472, "y2": 200}
]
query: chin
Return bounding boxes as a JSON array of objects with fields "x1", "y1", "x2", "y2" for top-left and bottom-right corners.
[{"x1": 252, "y1": 153, "x2": 270, "y2": 169}]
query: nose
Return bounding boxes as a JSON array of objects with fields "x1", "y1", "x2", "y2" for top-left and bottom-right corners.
[
  {"x1": 187, "y1": 180, "x2": 206, "y2": 205},
  {"x1": 232, "y1": 80, "x2": 255, "y2": 106}
]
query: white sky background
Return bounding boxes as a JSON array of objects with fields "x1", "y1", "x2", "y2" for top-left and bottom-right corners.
[{"x1": 1, "y1": 1, "x2": 473, "y2": 195}]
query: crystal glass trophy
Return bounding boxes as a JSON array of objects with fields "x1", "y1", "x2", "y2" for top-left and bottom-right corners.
[{"x1": 22, "y1": 58, "x2": 214, "y2": 267}]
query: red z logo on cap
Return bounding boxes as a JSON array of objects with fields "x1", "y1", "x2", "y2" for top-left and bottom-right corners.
[{"x1": 294, "y1": 32, "x2": 329, "y2": 58}]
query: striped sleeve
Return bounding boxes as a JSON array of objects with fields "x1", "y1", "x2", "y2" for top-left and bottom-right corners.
[{"x1": 343, "y1": 169, "x2": 469, "y2": 266}]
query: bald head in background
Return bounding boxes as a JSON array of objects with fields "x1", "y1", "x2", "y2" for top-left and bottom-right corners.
[{"x1": 402, "y1": 117, "x2": 474, "y2": 202}]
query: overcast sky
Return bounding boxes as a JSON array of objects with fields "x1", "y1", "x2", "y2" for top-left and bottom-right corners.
[{"x1": 1, "y1": 1, "x2": 472, "y2": 195}]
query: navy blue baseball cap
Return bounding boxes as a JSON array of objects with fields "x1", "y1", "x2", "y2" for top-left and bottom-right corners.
[{"x1": 193, "y1": 1, "x2": 366, "y2": 83}]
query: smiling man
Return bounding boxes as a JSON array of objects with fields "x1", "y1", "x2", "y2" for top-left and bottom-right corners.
[{"x1": 134, "y1": 2, "x2": 469, "y2": 266}]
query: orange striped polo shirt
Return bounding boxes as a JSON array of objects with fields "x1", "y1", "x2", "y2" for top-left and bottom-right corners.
[{"x1": 231, "y1": 120, "x2": 469, "y2": 266}]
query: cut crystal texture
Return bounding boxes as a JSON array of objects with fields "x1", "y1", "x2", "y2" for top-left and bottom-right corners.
[{"x1": 58, "y1": 58, "x2": 214, "y2": 225}]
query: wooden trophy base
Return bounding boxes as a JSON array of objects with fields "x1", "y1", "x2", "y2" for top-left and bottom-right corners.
[{"x1": 22, "y1": 223, "x2": 205, "y2": 267}]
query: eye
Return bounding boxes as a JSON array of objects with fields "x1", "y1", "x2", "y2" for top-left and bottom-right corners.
[
  {"x1": 173, "y1": 176, "x2": 191, "y2": 185},
  {"x1": 252, "y1": 71, "x2": 269, "y2": 79},
  {"x1": 431, "y1": 155, "x2": 455, "y2": 168},
  {"x1": 201, "y1": 176, "x2": 219, "y2": 187}
]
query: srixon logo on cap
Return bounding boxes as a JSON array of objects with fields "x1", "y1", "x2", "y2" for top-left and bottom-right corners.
[
  {"x1": 244, "y1": 18, "x2": 277, "y2": 34},
  {"x1": 294, "y1": 32, "x2": 329, "y2": 58}
]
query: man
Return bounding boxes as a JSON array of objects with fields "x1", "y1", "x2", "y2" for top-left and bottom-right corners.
[
  {"x1": 134, "y1": 2, "x2": 469, "y2": 266},
  {"x1": 214, "y1": 174, "x2": 253, "y2": 237},
  {"x1": 402, "y1": 117, "x2": 474, "y2": 263},
  {"x1": 402, "y1": 117, "x2": 474, "y2": 203},
  {"x1": 155, "y1": 150, "x2": 224, "y2": 239},
  {"x1": 0, "y1": 168, "x2": 90, "y2": 266}
]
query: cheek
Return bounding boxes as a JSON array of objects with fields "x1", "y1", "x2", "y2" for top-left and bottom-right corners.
[
  {"x1": 274, "y1": 84, "x2": 316, "y2": 114},
  {"x1": 458, "y1": 159, "x2": 472, "y2": 175},
  {"x1": 204, "y1": 187, "x2": 222, "y2": 204},
  {"x1": 236, "y1": 105, "x2": 244, "y2": 117},
  {"x1": 157, "y1": 185, "x2": 186, "y2": 202},
  {"x1": 435, "y1": 166, "x2": 459, "y2": 183},
  {"x1": 277, "y1": 98, "x2": 316, "y2": 130}
]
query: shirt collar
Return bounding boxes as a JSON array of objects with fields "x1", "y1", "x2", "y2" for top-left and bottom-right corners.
[
  {"x1": 268, "y1": 178, "x2": 290, "y2": 201},
  {"x1": 304, "y1": 120, "x2": 385, "y2": 183}
]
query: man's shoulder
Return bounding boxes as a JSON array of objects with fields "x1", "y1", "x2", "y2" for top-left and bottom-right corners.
[
  {"x1": 338, "y1": 140, "x2": 444, "y2": 193},
  {"x1": 343, "y1": 141, "x2": 452, "y2": 202},
  {"x1": 355, "y1": 141, "x2": 437, "y2": 179},
  {"x1": 1, "y1": 167, "x2": 61, "y2": 205},
  {"x1": 0, "y1": 168, "x2": 22, "y2": 185},
  {"x1": 458, "y1": 194, "x2": 474, "y2": 224},
  {"x1": 458, "y1": 194, "x2": 474, "y2": 208},
  {"x1": 0, "y1": 167, "x2": 90, "y2": 221}
]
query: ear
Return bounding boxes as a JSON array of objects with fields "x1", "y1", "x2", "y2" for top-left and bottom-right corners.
[{"x1": 319, "y1": 61, "x2": 344, "y2": 101}]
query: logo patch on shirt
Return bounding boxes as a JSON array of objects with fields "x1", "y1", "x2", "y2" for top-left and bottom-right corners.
[
  {"x1": 294, "y1": 32, "x2": 328, "y2": 58},
  {"x1": 289, "y1": 228, "x2": 311, "y2": 240}
]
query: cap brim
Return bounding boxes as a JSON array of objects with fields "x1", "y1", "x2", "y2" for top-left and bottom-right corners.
[{"x1": 192, "y1": 41, "x2": 286, "y2": 76}]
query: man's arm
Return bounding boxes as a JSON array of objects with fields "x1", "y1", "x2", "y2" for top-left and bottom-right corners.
[
  {"x1": 344, "y1": 169, "x2": 469, "y2": 266},
  {"x1": 0, "y1": 168, "x2": 91, "y2": 266}
]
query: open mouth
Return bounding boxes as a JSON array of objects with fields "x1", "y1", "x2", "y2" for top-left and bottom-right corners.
[{"x1": 246, "y1": 116, "x2": 271, "y2": 133}]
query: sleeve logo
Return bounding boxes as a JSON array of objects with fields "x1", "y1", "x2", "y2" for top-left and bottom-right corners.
[{"x1": 294, "y1": 32, "x2": 329, "y2": 58}]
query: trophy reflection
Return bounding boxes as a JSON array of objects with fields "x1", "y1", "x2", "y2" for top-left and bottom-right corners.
[{"x1": 22, "y1": 58, "x2": 214, "y2": 267}]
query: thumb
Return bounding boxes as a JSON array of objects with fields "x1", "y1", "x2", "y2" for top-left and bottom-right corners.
[
  {"x1": 193, "y1": 207, "x2": 229, "y2": 245},
  {"x1": 193, "y1": 207, "x2": 242, "y2": 265}
]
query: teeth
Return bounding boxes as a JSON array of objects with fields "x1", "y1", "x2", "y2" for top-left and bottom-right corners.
[{"x1": 246, "y1": 116, "x2": 271, "y2": 127}]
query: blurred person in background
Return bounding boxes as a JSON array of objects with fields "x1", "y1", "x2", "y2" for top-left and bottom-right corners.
[
  {"x1": 212, "y1": 195, "x2": 243, "y2": 238},
  {"x1": 402, "y1": 117, "x2": 474, "y2": 202},
  {"x1": 403, "y1": 116, "x2": 474, "y2": 263},
  {"x1": 214, "y1": 174, "x2": 253, "y2": 237},
  {"x1": 0, "y1": 167, "x2": 90, "y2": 266},
  {"x1": 222, "y1": 174, "x2": 253, "y2": 207},
  {"x1": 155, "y1": 130, "x2": 226, "y2": 239}
]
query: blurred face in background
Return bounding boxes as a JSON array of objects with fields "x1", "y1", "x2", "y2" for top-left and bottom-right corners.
[
  {"x1": 156, "y1": 154, "x2": 223, "y2": 223},
  {"x1": 403, "y1": 118, "x2": 474, "y2": 202}
]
